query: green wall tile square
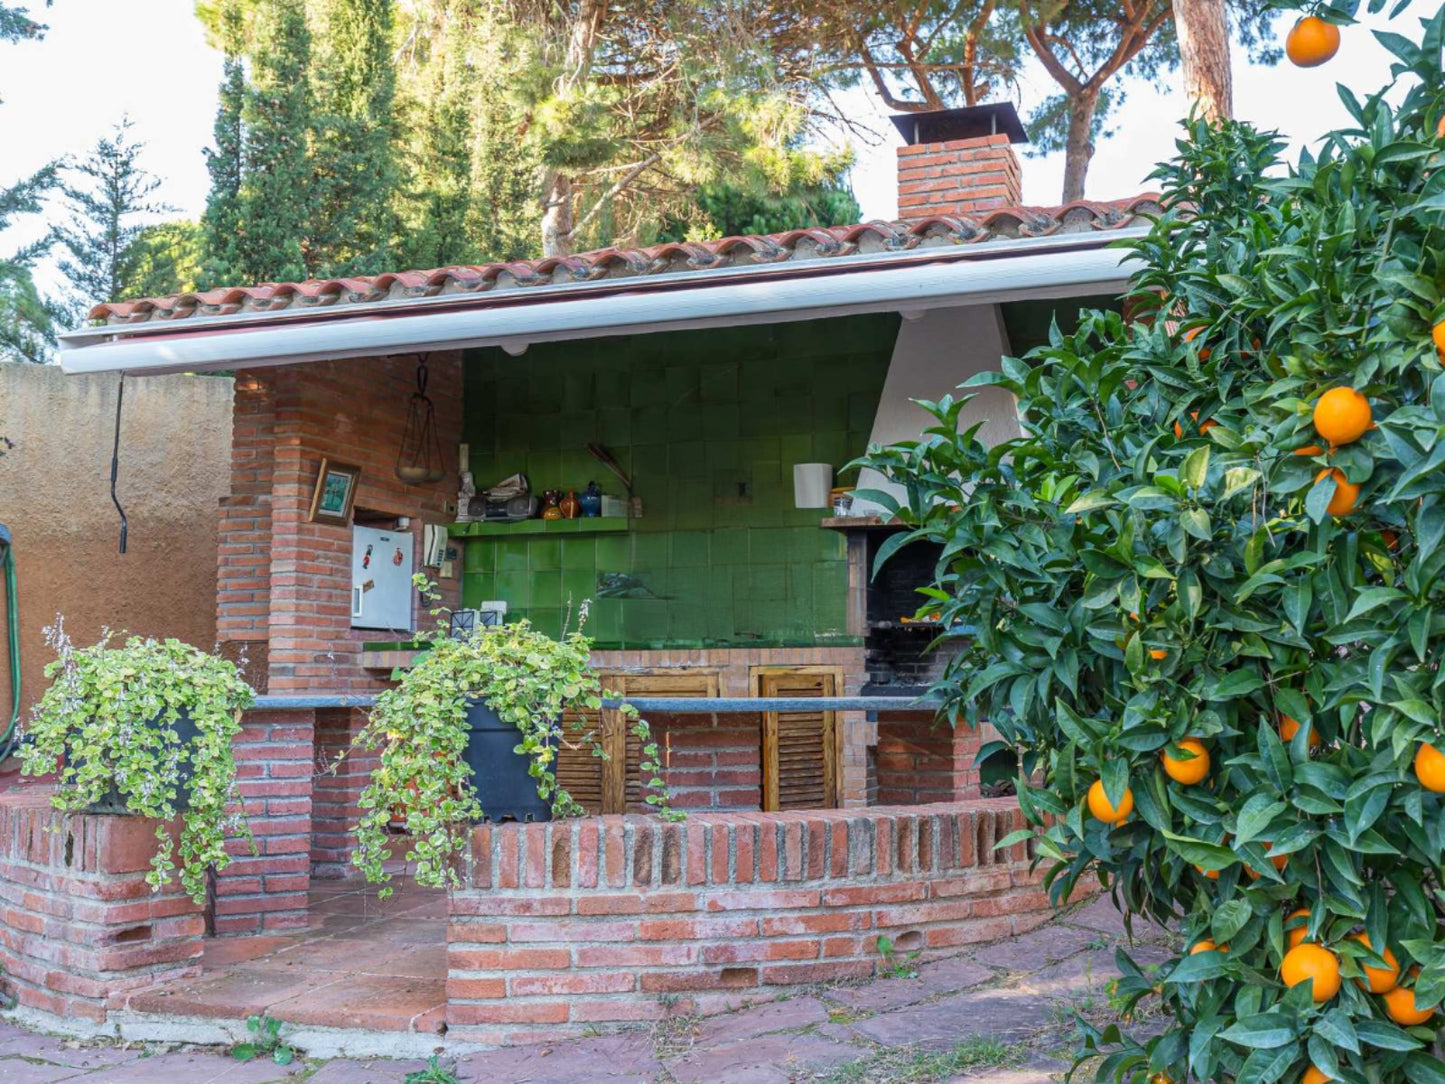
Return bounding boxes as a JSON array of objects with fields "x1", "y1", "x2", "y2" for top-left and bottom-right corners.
[
  {"x1": 594, "y1": 534, "x2": 630, "y2": 570},
  {"x1": 665, "y1": 366, "x2": 699, "y2": 405},
  {"x1": 631, "y1": 370, "x2": 668, "y2": 406},
  {"x1": 530, "y1": 607, "x2": 563, "y2": 640},
  {"x1": 702, "y1": 404, "x2": 741, "y2": 442},
  {"x1": 595, "y1": 370, "x2": 631, "y2": 408},
  {"x1": 699, "y1": 362, "x2": 739, "y2": 402},
  {"x1": 560, "y1": 537, "x2": 596, "y2": 570},
  {"x1": 529, "y1": 539, "x2": 561, "y2": 571},
  {"x1": 562, "y1": 569, "x2": 593, "y2": 608},
  {"x1": 464, "y1": 540, "x2": 495, "y2": 572},
  {"x1": 497, "y1": 540, "x2": 530, "y2": 572},
  {"x1": 494, "y1": 571, "x2": 531, "y2": 609},
  {"x1": 667, "y1": 406, "x2": 702, "y2": 443},
  {"x1": 710, "y1": 528, "x2": 747, "y2": 565},
  {"x1": 745, "y1": 565, "x2": 786, "y2": 601},
  {"x1": 621, "y1": 603, "x2": 669, "y2": 646},
  {"x1": 598, "y1": 408, "x2": 631, "y2": 445},
  {"x1": 531, "y1": 572, "x2": 562, "y2": 609},
  {"x1": 632, "y1": 532, "x2": 667, "y2": 569},
  {"x1": 588, "y1": 599, "x2": 623, "y2": 642},
  {"x1": 526, "y1": 451, "x2": 562, "y2": 485},
  {"x1": 669, "y1": 531, "x2": 710, "y2": 566},
  {"x1": 563, "y1": 372, "x2": 596, "y2": 412},
  {"x1": 669, "y1": 441, "x2": 707, "y2": 477}
]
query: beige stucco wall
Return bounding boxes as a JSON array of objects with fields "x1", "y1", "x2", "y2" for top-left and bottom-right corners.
[{"x1": 0, "y1": 365, "x2": 233, "y2": 720}]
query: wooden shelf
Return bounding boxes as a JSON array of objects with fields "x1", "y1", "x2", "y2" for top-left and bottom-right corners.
[{"x1": 448, "y1": 518, "x2": 631, "y2": 538}]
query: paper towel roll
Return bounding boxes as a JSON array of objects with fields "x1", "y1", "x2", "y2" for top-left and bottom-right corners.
[{"x1": 793, "y1": 463, "x2": 834, "y2": 508}]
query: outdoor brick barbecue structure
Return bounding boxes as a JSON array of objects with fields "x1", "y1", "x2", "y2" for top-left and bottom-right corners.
[{"x1": 16, "y1": 101, "x2": 1137, "y2": 1046}]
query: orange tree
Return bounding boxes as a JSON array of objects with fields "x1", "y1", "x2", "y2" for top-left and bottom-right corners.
[{"x1": 858, "y1": 8, "x2": 1445, "y2": 1082}]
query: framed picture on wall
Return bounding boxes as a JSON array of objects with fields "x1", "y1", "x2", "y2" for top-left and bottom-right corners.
[{"x1": 309, "y1": 459, "x2": 361, "y2": 525}]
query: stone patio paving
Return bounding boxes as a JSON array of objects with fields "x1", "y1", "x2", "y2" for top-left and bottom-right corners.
[
  {"x1": 0, "y1": 893, "x2": 1173, "y2": 1083},
  {"x1": 118, "y1": 875, "x2": 449, "y2": 1035}
]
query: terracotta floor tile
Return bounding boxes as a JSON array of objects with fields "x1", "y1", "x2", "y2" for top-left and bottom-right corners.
[
  {"x1": 266, "y1": 975, "x2": 446, "y2": 1032},
  {"x1": 126, "y1": 965, "x2": 343, "y2": 1018},
  {"x1": 330, "y1": 918, "x2": 444, "y2": 944},
  {"x1": 203, "y1": 935, "x2": 302, "y2": 968}
]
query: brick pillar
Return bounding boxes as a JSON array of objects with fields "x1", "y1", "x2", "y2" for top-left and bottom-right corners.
[
  {"x1": 0, "y1": 791, "x2": 205, "y2": 1022},
  {"x1": 312, "y1": 708, "x2": 373, "y2": 879},
  {"x1": 896, "y1": 133, "x2": 1023, "y2": 221},
  {"x1": 874, "y1": 712, "x2": 984, "y2": 804},
  {"x1": 215, "y1": 708, "x2": 315, "y2": 934},
  {"x1": 216, "y1": 370, "x2": 276, "y2": 691}
]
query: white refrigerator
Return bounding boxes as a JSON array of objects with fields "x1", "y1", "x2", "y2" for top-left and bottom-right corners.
[{"x1": 350, "y1": 525, "x2": 416, "y2": 632}]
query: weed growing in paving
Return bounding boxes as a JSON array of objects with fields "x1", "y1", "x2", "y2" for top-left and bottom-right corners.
[
  {"x1": 810, "y1": 1037, "x2": 1028, "y2": 1083},
  {"x1": 230, "y1": 1014, "x2": 294, "y2": 1066},
  {"x1": 875, "y1": 935, "x2": 921, "y2": 980},
  {"x1": 404, "y1": 1055, "x2": 459, "y2": 1084}
]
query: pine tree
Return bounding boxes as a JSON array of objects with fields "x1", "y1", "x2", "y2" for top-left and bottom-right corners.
[
  {"x1": 199, "y1": 0, "x2": 247, "y2": 289},
  {"x1": 236, "y1": 0, "x2": 313, "y2": 283},
  {"x1": 118, "y1": 221, "x2": 203, "y2": 301},
  {"x1": 308, "y1": 0, "x2": 400, "y2": 276},
  {"x1": 55, "y1": 118, "x2": 171, "y2": 308}
]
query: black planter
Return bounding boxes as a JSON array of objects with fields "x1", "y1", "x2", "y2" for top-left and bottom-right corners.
[
  {"x1": 463, "y1": 700, "x2": 552, "y2": 823},
  {"x1": 84, "y1": 708, "x2": 198, "y2": 815}
]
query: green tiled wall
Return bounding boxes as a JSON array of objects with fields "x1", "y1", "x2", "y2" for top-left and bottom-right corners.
[{"x1": 460, "y1": 314, "x2": 899, "y2": 647}]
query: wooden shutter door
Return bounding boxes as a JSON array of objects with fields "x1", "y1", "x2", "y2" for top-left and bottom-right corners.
[
  {"x1": 553, "y1": 705, "x2": 612, "y2": 815},
  {"x1": 759, "y1": 669, "x2": 839, "y2": 811}
]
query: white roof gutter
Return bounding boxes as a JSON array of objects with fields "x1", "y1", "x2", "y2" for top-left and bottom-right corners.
[{"x1": 58, "y1": 231, "x2": 1141, "y2": 376}]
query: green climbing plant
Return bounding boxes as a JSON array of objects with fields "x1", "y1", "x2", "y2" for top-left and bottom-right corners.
[
  {"x1": 351, "y1": 576, "x2": 681, "y2": 896},
  {"x1": 20, "y1": 629, "x2": 255, "y2": 904},
  {"x1": 858, "y1": 7, "x2": 1445, "y2": 1081}
]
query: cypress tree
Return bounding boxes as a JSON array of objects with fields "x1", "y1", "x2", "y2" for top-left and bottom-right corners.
[
  {"x1": 199, "y1": 0, "x2": 247, "y2": 288},
  {"x1": 308, "y1": 0, "x2": 400, "y2": 277},
  {"x1": 236, "y1": 0, "x2": 313, "y2": 283}
]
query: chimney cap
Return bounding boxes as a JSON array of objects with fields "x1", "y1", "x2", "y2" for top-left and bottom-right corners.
[{"x1": 890, "y1": 102, "x2": 1028, "y2": 146}]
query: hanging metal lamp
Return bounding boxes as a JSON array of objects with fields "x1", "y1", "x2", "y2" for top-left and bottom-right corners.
[{"x1": 396, "y1": 354, "x2": 446, "y2": 485}]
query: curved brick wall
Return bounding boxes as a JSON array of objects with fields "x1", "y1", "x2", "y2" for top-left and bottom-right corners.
[{"x1": 448, "y1": 798, "x2": 1062, "y2": 1045}]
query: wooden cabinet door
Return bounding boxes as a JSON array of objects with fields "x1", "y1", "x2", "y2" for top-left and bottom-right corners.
[
  {"x1": 758, "y1": 669, "x2": 839, "y2": 811},
  {"x1": 618, "y1": 672, "x2": 718, "y2": 812}
]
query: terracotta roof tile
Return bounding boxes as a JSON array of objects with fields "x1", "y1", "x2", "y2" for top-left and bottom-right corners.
[{"x1": 91, "y1": 195, "x2": 1159, "y2": 326}]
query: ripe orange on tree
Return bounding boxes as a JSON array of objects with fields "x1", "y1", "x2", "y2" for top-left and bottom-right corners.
[
  {"x1": 1314, "y1": 468, "x2": 1360, "y2": 516},
  {"x1": 1433, "y1": 318, "x2": 1445, "y2": 356},
  {"x1": 1280, "y1": 943, "x2": 1342, "y2": 1002},
  {"x1": 1161, "y1": 737, "x2": 1210, "y2": 785},
  {"x1": 1285, "y1": 16, "x2": 1341, "y2": 67},
  {"x1": 1383, "y1": 971, "x2": 1435, "y2": 1026},
  {"x1": 1190, "y1": 939, "x2": 1225, "y2": 955},
  {"x1": 1245, "y1": 845, "x2": 1288, "y2": 880},
  {"x1": 1302, "y1": 1068, "x2": 1331, "y2": 1084},
  {"x1": 1313, "y1": 387, "x2": 1372, "y2": 447},
  {"x1": 1415, "y1": 741, "x2": 1445, "y2": 792},
  {"x1": 1173, "y1": 411, "x2": 1217, "y2": 438},
  {"x1": 1086, "y1": 779, "x2": 1133, "y2": 824},
  {"x1": 1280, "y1": 714, "x2": 1321, "y2": 748},
  {"x1": 1148, "y1": 648, "x2": 1168, "y2": 660},
  {"x1": 1293, "y1": 444, "x2": 1325, "y2": 457},
  {"x1": 1349, "y1": 933, "x2": 1400, "y2": 994}
]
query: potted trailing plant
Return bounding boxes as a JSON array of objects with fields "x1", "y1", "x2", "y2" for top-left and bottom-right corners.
[
  {"x1": 351, "y1": 578, "x2": 679, "y2": 896},
  {"x1": 19, "y1": 629, "x2": 255, "y2": 904}
]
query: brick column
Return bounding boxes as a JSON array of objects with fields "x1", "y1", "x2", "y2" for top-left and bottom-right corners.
[
  {"x1": 215, "y1": 708, "x2": 316, "y2": 934},
  {"x1": 216, "y1": 371, "x2": 276, "y2": 690},
  {"x1": 874, "y1": 712, "x2": 986, "y2": 804}
]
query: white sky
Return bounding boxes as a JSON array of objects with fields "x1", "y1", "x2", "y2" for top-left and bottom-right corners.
[{"x1": 0, "y1": 0, "x2": 1422, "y2": 304}]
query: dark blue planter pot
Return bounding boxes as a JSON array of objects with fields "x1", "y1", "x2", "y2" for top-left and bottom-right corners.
[
  {"x1": 463, "y1": 700, "x2": 552, "y2": 823},
  {"x1": 85, "y1": 708, "x2": 197, "y2": 815}
]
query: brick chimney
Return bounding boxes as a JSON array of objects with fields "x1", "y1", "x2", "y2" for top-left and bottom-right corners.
[{"x1": 893, "y1": 103, "x2": 1028, "y2": 222}]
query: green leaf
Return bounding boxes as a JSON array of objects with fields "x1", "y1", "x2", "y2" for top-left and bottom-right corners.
[
  {"x1": 1182, "y1": 445, "x2": 1211, "y2": 489},
  {"x1": 1218, "y1": 1013, "x2": 1298, "y2": 1048}
]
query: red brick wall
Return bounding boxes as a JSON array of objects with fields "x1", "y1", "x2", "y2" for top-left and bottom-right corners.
[
  {"x1": 0, "y1": 790, "x2": 204, "y2": 1022},
  {"x1": 647, "y1": 712, "x2": 761, "y2": 811},
  {"x1": 875, "y1": 713, "x2": 985, "y2": 805},
  {"x1": 216, "y1": 709, "x2": 316, "y2": 934},
  {"x1": 312, "y1": 708, "x2": 373, "y2": 879},
  {"x1": 896, "y1": 133, "x2": 1023, "y2": 221},
  {"x1": 446, "y1": 799, "x2": 1060, "y2": 1045}
]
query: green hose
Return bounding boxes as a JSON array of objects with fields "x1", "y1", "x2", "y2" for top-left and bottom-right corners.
[{"x1": 0, "y1": 524, "x2": 18, "y2": 762}]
